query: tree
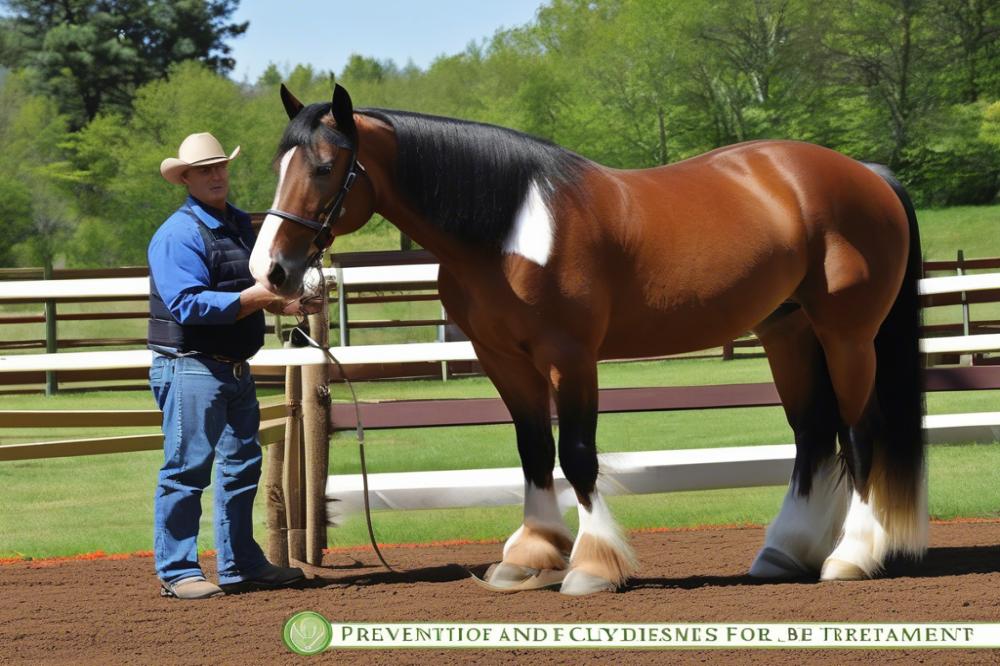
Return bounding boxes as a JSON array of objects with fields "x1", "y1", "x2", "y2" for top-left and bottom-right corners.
[
  {"x1": 339, "y1": 54, "x2": 398, "y2": 85},
  {"x1": 685, "y1": 0, "x2": 836, "y2": 146},
  {"x1": 904, "y1": 101, "x2": 1000, "y2": 205},
  {"x1": 983, "y1": 100, "x2": 1000, "y2": 148},
  {"x1": 0, "y1": 178, "x2": 33, "y2": 266},
  {"x1": 930, "y1": 0, "x2": 1000, "y2": 103},
  {"x1": 0, "y1": 73, "x2": 78, "y2": 268},
  {"x1": 0, "y1": 0, "x2": 248, "y2": 127},
  {"x1": 67, "y1": 61, "x2": 256, "y2": 264},
  {"x1": 824, "y1": 0, "x2": 938, "y2": 169}
]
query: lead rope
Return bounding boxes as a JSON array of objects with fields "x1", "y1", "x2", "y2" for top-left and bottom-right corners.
[{"x1": 291, "y1": 321, "x2": 397, "y2": 574}]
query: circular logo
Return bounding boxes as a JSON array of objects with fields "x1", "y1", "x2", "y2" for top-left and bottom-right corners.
[{"x1": 283, "y1": 611, "x2": 332, "y2": 656}]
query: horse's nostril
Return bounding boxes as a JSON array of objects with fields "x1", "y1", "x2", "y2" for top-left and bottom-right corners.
[{"x1": 268, "y1": 262, "x2": 286, "y2": 288}]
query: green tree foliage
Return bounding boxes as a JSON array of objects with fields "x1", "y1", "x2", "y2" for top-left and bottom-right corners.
[
  {"x1": 0, "y1": 0, "x2": 247, "y2": 127},
  {"x1": 2, "y1": 0, "x2": 1000, "y2": 269},
  {"x1": 67, "y1": 61, "x2": 277, "y2": 265},
  {"x1": 983, "y1": 101, "x2": 1000, "y2": 147},
  {"x1": 0, "y1": 73, "x2": 77, "y2": 269}
]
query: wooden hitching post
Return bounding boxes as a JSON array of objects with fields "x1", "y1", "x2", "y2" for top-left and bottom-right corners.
[
  {"x1": 264, "y1": 401, "x2": 288, "y2": 567},
  {"x1": 283, "y1": 361, "x2": 306, "y2": 563},
  {"x1": 302, "y1": 283, "x2": 331, "y2": 565}
]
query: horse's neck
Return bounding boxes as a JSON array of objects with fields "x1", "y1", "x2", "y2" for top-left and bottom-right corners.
[
  {"x1": 374, "y1": 195, "x2": 458, "y2": 258},
  {"x1": 358, "y1": 119, "x2": 480, "y2": 267}
]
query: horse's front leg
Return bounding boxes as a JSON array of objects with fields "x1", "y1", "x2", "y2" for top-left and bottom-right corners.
[
  {"x1": 474, "y1": 346, "x2": 574, "y2": 589},
  {"x1": 552, "y1": 354, "x2": 637, "y2": 595}
]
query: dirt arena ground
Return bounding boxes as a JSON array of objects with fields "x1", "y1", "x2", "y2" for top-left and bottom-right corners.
[{"x1": 2, "y1": 520, "x2": 999, "y2": 665}]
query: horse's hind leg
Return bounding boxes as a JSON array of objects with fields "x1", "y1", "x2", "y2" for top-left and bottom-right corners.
[
  {"x1": 548, "y1": 350, "x2": 637, "y2": 595},
  {"x1": 474, "y1": 346, "x2": 574, "y2": 588},
  {"x1": 812, "y1": 311, "x2": 927, "y2": 580},
  {"x1": 755, "y1": 306, "x2": 902, "y2": 580},
  {"x1": 810, "y1": 328, "x2": 886, "y2": 580},
  {"x1": 749, "y1": 306, "x2": 851, "y2": 578}
]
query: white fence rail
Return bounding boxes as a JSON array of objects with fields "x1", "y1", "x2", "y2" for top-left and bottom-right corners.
[
  {"x1": 3, "y1": 264, "x2": 996, "y2": 299},
  {"x1": 0, "y1": 264, "x2": 439, "y2": 301}
]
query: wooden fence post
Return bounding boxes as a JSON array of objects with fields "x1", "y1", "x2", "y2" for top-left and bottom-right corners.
[
  {"x1": 336, "y1": 264, "x2": 349, "y2": 347},
  {"x1": 43, "y1": 262, "x2": 58, "y2": 395},
  {"x1": 283, "y1": 361, "x2": 306, "y2": 563},
  {"x1": 958, "y1": 249, "x2": 972, "y2": 366},
  {"x1": 302, "y1": 285, "x2": 331, "y2": 565}
]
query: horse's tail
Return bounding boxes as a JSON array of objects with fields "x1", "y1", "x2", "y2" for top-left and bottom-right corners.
[{"x1": 863, "y1": 162, "x2": 927, "y2": 557}]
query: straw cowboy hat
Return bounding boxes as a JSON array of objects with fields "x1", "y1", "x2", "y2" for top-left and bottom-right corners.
[{"x1": 160, "y1": 132, "x2": 240, "y2": 185}]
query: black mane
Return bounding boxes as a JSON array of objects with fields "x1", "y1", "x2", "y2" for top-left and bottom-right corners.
[{"x1": 359, "y1": 109, "x2": 590, "y2": 246}]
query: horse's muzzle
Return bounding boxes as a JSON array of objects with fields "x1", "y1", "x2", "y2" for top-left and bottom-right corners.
[{"x1": 263, "y1": 258, "x2": 306, "y2": 298}]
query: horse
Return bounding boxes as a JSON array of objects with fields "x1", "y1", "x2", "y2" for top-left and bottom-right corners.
[{"x1": 250, "y1": 84, "x2": 927, "y2": 595}]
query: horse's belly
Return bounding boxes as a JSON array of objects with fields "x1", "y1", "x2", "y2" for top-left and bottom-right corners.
[
  {"x1": 598, "y1": 254, "x2": 804, "y2": 360},
  {"x1": 599, "y1": 306, "x2": 766, "y2": 359}
]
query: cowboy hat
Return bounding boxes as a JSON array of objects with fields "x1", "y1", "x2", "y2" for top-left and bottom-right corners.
[{"x1": 160, "y1": 132, "x2": 240, "y2": 185}]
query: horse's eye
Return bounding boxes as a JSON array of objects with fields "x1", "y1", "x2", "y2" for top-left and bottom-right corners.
[{"x1": 315, "y1": 164, "x2": 333, "y2": 177}]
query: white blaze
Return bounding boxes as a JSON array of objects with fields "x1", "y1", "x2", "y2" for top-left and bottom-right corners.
[
  {"x1": 250, "y1": 147, "x2": 297, "y2": 283},
  {"x1": 503, "y1": 180, "x2": 554, "y2": 267}
]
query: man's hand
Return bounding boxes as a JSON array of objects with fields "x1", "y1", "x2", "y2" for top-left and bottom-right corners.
[
  {"x1": 241, "y1": 266, "x2": 326, "y2": 319},
  {"x1": 238, "y1": 283, "x2": 283, "y2": 320},
  {"x1": 263, "y1": 299, "x2": 290, "y2": 315},
  {"x1": 278, "y1": 265, "x2": 326, "y2": 316}
]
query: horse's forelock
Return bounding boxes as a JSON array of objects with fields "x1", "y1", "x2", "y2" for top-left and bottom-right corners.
[{"x1": 274, "y1": 102, "x2": 332, "y2": 166}]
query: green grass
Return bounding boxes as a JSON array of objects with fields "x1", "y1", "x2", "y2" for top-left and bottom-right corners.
[{"x1": 917, "y1": 205, "x2": 1000, "y2": 260}]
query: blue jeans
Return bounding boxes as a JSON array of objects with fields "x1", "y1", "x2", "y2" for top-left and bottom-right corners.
[{"x1": 150, "y1": 354, "x2": 268, "y2": 585}]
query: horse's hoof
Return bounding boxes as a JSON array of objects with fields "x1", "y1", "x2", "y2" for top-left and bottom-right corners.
[
  {"x1": 820, "y1": 557, "x2": 868, "y2": 581},
  {"x1": 470, "y1": 564, "x2": 566, "y2": 592},
  {"x1": 485, "y1": 562, "x2": 539, "y2": 589},
  {"x1": 559, "y1": 570, "x2": 617, "y2": 596},
  {"x1": 748, "y1": 547, "x2": 810, "y2": 579}
]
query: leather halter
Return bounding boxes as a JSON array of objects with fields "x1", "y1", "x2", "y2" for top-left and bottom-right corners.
[{"x1": 266, "y1": 126, "x2": 361, "y2": 264}]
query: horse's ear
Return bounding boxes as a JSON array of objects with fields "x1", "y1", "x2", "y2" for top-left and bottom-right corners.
[
  {"x1": 331, "y1": 84, "x2": 356, "y2": 136},
  {"x1": 280, "y1": 84, "x2": 304, "y2": 120}
]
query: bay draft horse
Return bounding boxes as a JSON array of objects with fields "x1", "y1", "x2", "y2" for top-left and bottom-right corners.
[{"x1": 250, "y1": 84, "x2": 927, "y2": 595}]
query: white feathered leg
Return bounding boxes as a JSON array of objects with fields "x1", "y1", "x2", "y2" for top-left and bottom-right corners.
[
  {"x1": 750, "y1": 458, "x2": 851, "y2": 578},
  {"x1": 560, "y1": 492, "x2": 637, "y2": 596},
  {"x1": 488, "y1": 481, "x2": 573, "y2": 588},
  {"x1": 820, "y1": 490, "x2": 889, "y2": 580}
]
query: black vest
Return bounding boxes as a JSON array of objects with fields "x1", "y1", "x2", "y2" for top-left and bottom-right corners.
[{"x1": 147, "y1": 207, "x2": 265, "y2": 360}]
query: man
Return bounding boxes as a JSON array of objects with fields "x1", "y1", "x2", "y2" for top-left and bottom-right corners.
[{"x1": 148, "y1": 132, "x2": 311, "y2": 599}]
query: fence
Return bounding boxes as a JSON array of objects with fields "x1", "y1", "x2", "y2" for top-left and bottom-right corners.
[
  {"x1": 0, "y1": 252, "x2": 467, "y2": 390},
  {"x1": 722, "y1": 252, "x2": 1000, "y2": 360},
  {"x1": 2, "y1": 261, "x2": 999, "y2": 563},
  {"x1": 0, "y1": 255, "x2": 444, "y2": 351},
  {"x1": 3, "y1": 251, "x2": 997, "y2": 391}
]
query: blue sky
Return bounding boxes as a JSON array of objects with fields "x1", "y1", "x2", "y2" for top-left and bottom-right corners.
[{"x1": 228, "y1": 1, "x2": 546, "y2": 83}]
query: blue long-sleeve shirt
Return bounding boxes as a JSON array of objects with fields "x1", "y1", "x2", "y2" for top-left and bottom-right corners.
[{"x1": 147, "y1": 196, "x2": 256, "y2": 325}]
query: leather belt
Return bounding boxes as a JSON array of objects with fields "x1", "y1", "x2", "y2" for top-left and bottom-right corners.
[
  {"x1": 198, "y1": 353, "x2": 249, "y2": 379},
  {"x1": 206, "y1": 354, "x2": 245, "y2": 364}
]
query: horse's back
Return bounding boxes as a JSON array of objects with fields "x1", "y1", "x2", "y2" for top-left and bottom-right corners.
[{"x1": 582, "y1": 140, "x2": 910, "y2": 358}]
